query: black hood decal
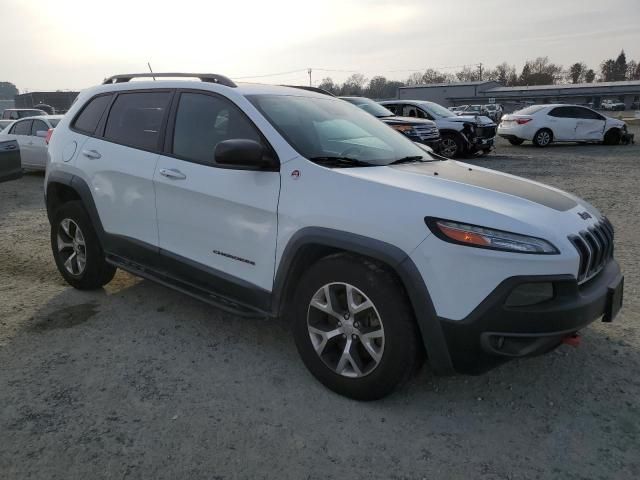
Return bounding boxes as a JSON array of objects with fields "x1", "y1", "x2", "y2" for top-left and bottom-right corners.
[{"x1": 391, "y1": 161, "x2": 578, "y2": 212}]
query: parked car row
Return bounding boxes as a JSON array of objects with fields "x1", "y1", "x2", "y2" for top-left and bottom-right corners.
[
  {"x1": 380, "y1": 100, "x2": 497, "y2": 157},
  {"x1": 0, "y1": 115, "x2": 61, "y2": 170}
]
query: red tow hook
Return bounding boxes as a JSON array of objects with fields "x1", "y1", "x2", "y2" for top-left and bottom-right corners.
[{"x1": 562, "y1": 334, "x2": 581, "y2": 347}]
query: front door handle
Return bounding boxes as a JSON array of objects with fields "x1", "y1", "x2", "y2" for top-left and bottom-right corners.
[
  {"x1": 82, "y1": 149, "x2": 102, "y2": 159},
  {"x1": 4, "y1": 144, "x2": 17, "y2": 150},
  {"x1": 159, "y1": 168, "x2": 187, "y2": 180}
]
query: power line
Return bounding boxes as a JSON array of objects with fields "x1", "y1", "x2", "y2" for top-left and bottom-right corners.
[{"x1": 231, "y1": 63, "x2": 487, "y2": 81}]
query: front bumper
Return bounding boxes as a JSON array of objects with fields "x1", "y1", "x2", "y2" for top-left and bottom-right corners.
[
  {"x1": 420, "y1": 137, "x2": 442, "y2": 152},
  {"x1": 438, "y1": 260, "x2": 623, "y2": 374}
]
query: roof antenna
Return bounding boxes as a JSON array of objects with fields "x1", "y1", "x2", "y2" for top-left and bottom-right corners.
[{"x1": 147, "y1": 62, "x2": 156, "y2": 81}]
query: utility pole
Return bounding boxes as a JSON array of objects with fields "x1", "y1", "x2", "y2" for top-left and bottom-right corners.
[
  {"x1": 478, "y1": 63, "x2": 483, "y2": 81},
  {"x1": 308, "y1": 68, "x2": 312, "y2": 87}
]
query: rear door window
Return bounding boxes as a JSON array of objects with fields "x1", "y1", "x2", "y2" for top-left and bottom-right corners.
[
  {"x1": 11, "y1": 120, "x2": 32, "y2": 135},
  {"x1": 31, "y1": 120, "x2": 49, "y2": 136},
  {"x1": 104, "y1": 91, "x2": 172, "y2": 151},
  {"x1": 73, "y1": 94, "x2": 113, "y2": 134},
  {"x1": 548, "y1": 107, "x2": 574, "y2": 118}
]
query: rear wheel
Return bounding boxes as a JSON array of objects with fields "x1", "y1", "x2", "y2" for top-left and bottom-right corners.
[
  {"x1": 533, "y1": 129, "x2": 553, "y2": 147},
  {"x1": 292, "y1": 254, "x2": 422, "y2": 400},
  {"x1": 508, "y1": 138, "x2": 524, "y2": 146},
  {"x1": 440, "y1": 133, "x2": 462, "y2": 158},
  {"x1": 51, "y1": 201, "x2": 116, "y2": 290}
]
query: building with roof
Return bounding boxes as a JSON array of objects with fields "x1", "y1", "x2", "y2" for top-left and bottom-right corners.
[
  {"x1": 14, "y1": 91, "x2": 79, "y2": 114},
  {"x1": 398, "y1": 80, "x2": 640, "y2": 111}
]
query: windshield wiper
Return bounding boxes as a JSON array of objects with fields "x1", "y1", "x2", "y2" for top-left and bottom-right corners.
[
  {"x1": 390, "y1": 155, "x2": 429, "y2": 165},
  {"x1": 308, "y1": 156, "x2": 375, "y2": 168}
]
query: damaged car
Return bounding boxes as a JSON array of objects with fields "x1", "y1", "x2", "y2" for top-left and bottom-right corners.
[{"x1": 380, "y1": 100, "x2": 497, "y2": 158}]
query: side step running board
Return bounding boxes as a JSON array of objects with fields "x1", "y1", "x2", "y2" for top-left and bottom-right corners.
[{"x1": 106, "y1": 254, "x2": 269, "y2": 319}]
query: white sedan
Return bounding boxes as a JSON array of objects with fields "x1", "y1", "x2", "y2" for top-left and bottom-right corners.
[
  {"x1": 498, "y1": 104, "x2": 627, "y2": 147},
  {"x1": 0, "y1": 115, "x2": 62, "y2": 170}
]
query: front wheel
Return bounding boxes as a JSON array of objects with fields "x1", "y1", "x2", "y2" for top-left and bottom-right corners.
[
  {"x1": 533, "y1": 129, "x2": 553, "y2": 147},
  {"x1": 440, "y1": 134, "x2": 462, "y2": 158},
  {"x1": 292, "y1": 254, "x2": 422, "y2": 400},
  {"x1": 603, "y1": 128, "x2": 621, "y2": 146},
  {"x1": 51, "y1": 201, "x2": 116, "y2": 290}
]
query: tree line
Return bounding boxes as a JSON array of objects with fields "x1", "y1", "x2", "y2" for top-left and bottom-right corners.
[{"x1": 318, "y1": 50, "x2": 640, "y2": 98}]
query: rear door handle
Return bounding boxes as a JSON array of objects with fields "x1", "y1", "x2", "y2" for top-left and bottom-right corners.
[
  {"x1": 159, "y1": 168, "x2": 187, "y2": 180},
  {"x1": 82, "y1": 149, "x2": 102, "y2": 159}
]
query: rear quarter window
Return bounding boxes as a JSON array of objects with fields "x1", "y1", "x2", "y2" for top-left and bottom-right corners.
[{"x1": 73, "y1": 94, "x2": 113, "y2": 134}]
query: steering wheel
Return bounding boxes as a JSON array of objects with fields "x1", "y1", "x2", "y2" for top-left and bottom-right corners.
[{"x1": 339, "y1": 146, "x2": 364, "y2": 158}]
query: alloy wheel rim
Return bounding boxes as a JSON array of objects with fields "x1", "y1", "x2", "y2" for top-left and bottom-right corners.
[
  {"x1": 57, "y1": 218, "x2": 87, "y2": 276},
  {"x1": 538, "y1": 131, "x2": 550, "y2": 145},
  {"x1": 306, "y1": 282, "x2": 385, "y2": 378},
  {"x1": 441, "y1": 138, "x2": 457, "y2": 157}
]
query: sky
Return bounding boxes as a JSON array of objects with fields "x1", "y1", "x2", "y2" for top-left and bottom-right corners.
[{"x1": 3, "y1": 0, "x2": 640, "y2": 92}]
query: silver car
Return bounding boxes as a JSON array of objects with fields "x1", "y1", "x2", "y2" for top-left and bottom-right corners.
[{"x1": 0, "y1": 115, "x2": 62, "y2": 170}]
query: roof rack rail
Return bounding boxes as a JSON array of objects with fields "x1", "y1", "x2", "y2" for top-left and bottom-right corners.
[{"x1": 102, "y1": 73, "x2": 237, "y2": 88}]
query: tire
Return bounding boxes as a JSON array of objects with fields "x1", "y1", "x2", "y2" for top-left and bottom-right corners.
[
  {"x1": 603, "y1": 128, "x2": 621, "y2": 146},
  {"x1": 533, "y1": 129, "x2": 553, "y2": 147},
  {"x1": 440, "y1": 133, "x2": 462, "y2": 158},
  {"x1": 508, "y1": 138, "x2": 524, "y2": 146},
  {"x1": 481, "y1": 148, "x2": 492, "y2": 156},
  {"x1": 292, "y1": 254, "x2": 423, "y2": 400},
  {"x1": 51, "y1": 201, "x2": 116, "y2": 290}
]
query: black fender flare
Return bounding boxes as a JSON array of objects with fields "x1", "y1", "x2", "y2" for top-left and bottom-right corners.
[
  {"x1": 46, "y1": 171, "x2": 107, "y2": 242},
  {"x1": 272, "y1": 227, "x2": 454, "y2": 375}
]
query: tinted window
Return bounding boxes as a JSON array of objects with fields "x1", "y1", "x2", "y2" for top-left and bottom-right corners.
[
  {"x1": 402, "y1": 105, "x2": 426, "y2": 118},
  {"x1": 73, "y1": 95, "x2": 112, "y2": 134},
  {"x1": 12, "y1": 120, "x2": 32, "y2": 135},
  {"x1": 382, "y1": 103, "x2": 399, "y2": 114},
  {"x1": 575, "y1": 107, "x2": 603, "y2": 120},
  {"x1": 105, "y1": 92, "x2": 171, "y2": 150},
  {"x1": 172, "y1": 93, "x2": 263, "y2": 164},
  {"x1": 549, "y1": 107, "x2": 574, "y2": 118},
  {"x1": 31, "y1": 120, "x2": 48, "y2": 136},
  {"x1": 48, "y1": 118, "x2": 60, "y2": 128}
]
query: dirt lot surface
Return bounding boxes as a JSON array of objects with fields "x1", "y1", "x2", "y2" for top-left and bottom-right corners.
[{"x1": 1, "y1": 130, "x2": 639, "y2": 479}]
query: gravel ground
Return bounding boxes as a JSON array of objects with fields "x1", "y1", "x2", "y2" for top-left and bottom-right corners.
[{"x1": 1, "y1": 130, "x2": 639, "y2": 479}]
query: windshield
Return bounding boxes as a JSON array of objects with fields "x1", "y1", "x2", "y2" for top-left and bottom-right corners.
[
  {"x1": 249, "y1": 94, "x2": 433, "y2": 166},
  {"x1": 420, "y1": 102, "x2": 456, "y2": 118},
  {"x1": 339, "y1": 97, "x2": 395, "y2": 118}
]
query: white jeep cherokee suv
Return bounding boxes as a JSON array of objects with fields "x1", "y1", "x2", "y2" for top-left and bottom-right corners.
[{"x1": 45, "y1": 73, "x2": 624, "y2": 400}]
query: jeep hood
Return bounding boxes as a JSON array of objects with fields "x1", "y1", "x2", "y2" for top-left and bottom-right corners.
[{"x1": 337, "y1": 159, "x2": 601, "y2": 237}]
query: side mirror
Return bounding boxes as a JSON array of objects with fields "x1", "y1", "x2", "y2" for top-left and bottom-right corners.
[
  {"x1": 214, "y1": 139, "x2": 274, "y2": 169},
  {"x1": 36, "y1": 130, "x2": 48, "y2": 138}
]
